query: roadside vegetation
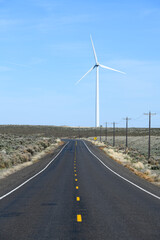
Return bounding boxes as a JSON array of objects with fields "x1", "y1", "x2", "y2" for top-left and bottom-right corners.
[
  {"x1": 88, "y1": 137, "x2": 160, "y2": 186},
  {"x1": 1, "y1": 125, "x2": 160, "y2": 138},
  {"x1": 0, "y1": 134, "x2": 60, "y2": 169},
  {"x1": 0, "y1": 125, "x2": 160, "y2": 185}
]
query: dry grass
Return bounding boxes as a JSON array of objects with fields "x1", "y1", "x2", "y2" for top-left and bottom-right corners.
[
  {"x1": 87, "y1": 138, "x2": 160, "y2": 186},
  {"x1": 95, "y1": 136, "x2": 160, "y2": 161},
  {"x1": 0, "y1": 138, "x2": 63, "y2": 179},
  {"x1": 125, "y1": 164, "x2": 154, "y2": 182},
  {"x1": 0, "y1": 134, "x2": 61, "y2": 170},
  {"x1": 132, "y1": 162, "x2": 144, "y2": 169}
]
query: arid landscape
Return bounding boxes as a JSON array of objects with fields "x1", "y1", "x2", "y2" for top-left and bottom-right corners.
[
  {"x1": 0, "y1": 125, "x2": 160, "y2": 186},
  {"x1": 94, "y1": 135, "x2": 160, "y2": 160},
  {"x1": 0, "y1": 134, "x2": 55, "y2": 168},
  {"x1": 0, "y1": 130, "x2": 62, "y2": 179},
  {"x1": 88, "y1": 136, "x2": 160, "y2": 185}
]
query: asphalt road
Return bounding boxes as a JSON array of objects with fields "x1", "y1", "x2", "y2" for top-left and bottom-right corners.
[{"x1": 0, "y1": 140, "x2": 160, "y2": 240}]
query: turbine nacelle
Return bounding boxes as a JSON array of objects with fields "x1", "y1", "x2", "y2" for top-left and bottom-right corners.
[{"x1": 93, "y1": 64, "x2": 99, "y2": 69}]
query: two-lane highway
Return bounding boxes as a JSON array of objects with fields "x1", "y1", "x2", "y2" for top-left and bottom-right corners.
[{"x1": 0, "y1": 140, "x2": 160, "y2": 239}]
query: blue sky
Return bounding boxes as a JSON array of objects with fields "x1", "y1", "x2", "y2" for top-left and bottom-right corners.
[{"x1": 0, "y1": 0, "x2": 160, "y2": 127}]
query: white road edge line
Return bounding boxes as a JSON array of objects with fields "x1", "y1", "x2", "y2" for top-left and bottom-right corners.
[
  {"x1": 83, "y1": 141, "x2": 160, "y2": 200},
  {"x1": 0, "y1": 141, "x2": 69, "y2": 201}
]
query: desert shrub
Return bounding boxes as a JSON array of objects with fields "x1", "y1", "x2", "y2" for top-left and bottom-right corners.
[
  {"x1": 0, "y1": 161, "x2": 5, "y2": 168},
  {"x1": 11, "y1": 154, "x2": 21, "y2": 165},
  {"x1": 3, "y1": 159, "x2": 12, "y2": 168},
  {"x1": 0, "y1": 133, "x2": 57, "y2": 169},
  {"x1": 38, "y1": 140, "x2": 49, "y2": 149},
  {"x1": 26, "y1": 146, "x2": 35, "y2": 155},
  {"x1": 33, "y1": 145, "x2": 41, "y2": 152},
  {"x1": 18, "y1": 153, "x2": 31, "y2": 163},
  {"x1": 0, "y1": 154, "x2": 12, "y2": 168},
  {"x1": 0, "y1": 154, "x2": 5, "y2": 168}
]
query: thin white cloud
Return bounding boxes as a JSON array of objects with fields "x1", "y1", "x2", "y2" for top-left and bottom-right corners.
[
  {"x1": 0, "y1": 66, "x2": 11, "y2": 72},
  {"x1": 0, "y1": 18, "x2": 20, "y2": 31},
  {"x1": 33, "y1": 0, "x2": 61, "y2": 11},
  {"x1": 50, "y1": 41, "x2": 87, "y2": 53},
  {"x1": 57, "y1": 14, "x2": 92, "y2": 25},
  {"x1": 104, "y1": 59, "x2": 160, "y2": 71},
  {"x1": 100, "y1": 58, "x2": 160, "y2": 99},
  {"x1": 7, "y1": 62, "x2": 29, "y2": 68},
  {"x1": 6, "y1": 58, "x2": 46, "y2": 67},
  {"x1": 31, "y1": 13, "x2": 93, "y2": 32},
  {"x1": 29, "y1": 57, "x2": 46, "y2": 65},
  {"x1": 141, "y1": 8, "x2": 160, "y2": 17}
]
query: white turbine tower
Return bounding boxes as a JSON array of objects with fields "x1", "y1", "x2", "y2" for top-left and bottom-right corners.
[{"x1": 76, "y1": 35, "x2": 125, "y2": 127}]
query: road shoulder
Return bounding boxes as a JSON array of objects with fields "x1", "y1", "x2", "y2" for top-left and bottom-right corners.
[
  {"x1": 84, "y1": 140, "x2": 160, "y2": 199},
  {"x1": 0, "y1": 143, "x2": 65, "y2": 197}
]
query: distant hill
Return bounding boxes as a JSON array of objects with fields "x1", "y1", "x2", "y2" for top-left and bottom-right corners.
[{"x1": 0, "y1": 125, "x2": 160, "y2": 137}]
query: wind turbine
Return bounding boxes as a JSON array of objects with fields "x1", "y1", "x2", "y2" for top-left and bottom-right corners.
[{"x1": 76, "y1": 35, "x2": 125, "y2": 127}]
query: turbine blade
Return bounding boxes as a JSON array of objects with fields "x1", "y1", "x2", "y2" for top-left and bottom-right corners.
[
  {"x1": 90, "y1": 35, "x2": 98, "y2": 64},
  {"x1": 75, "y1": 66, "x2": 94, "y2": 85},
  {"x1": 99, "y1": 64, "x2": 126, "y2": 74}
]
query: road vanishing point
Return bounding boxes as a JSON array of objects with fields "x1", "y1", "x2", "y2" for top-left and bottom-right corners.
[{"x1": 0, "y1": 140, "x2": 160, "y2": 239}]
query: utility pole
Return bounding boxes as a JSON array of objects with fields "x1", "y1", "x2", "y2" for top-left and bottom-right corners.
[
  {"x1": 144, "y1": 111, "x2": 156, "y2": 159},
  {"x1": 95, "y1": 127, "x2": 97, "y2": 138},
  {"x1": 112, "y1": 122, "x2": 119, "y2": 147},
  {"x1": 123, "y1": 117, "x2": 131, "y2": 149},
  {"x1": 105, "y1": 122, "x2": 107, "y2": 142},
  {"x1": 100, "y1": 125, "x2": 102, "y2": 142},
  {"x1": 113, "y1": 122, "x2": 115, "y2": 146},
  {"x1": 79, "y1": 126, "x2": 80, "y2": 138}
]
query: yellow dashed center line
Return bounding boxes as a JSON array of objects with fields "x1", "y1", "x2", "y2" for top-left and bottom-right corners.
[
  {"x1": 77, "y1": 214, "x2": 82, "y2": 222},
  {"x1": 74, "y1": 141, "x2": 77, "y2": 160},
  {"x1": 74, "y1": 141, "x2": 82, "y2": 223},
  {"x1": 76, "y1": 197, "x2": 80, "y2": 201}
]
